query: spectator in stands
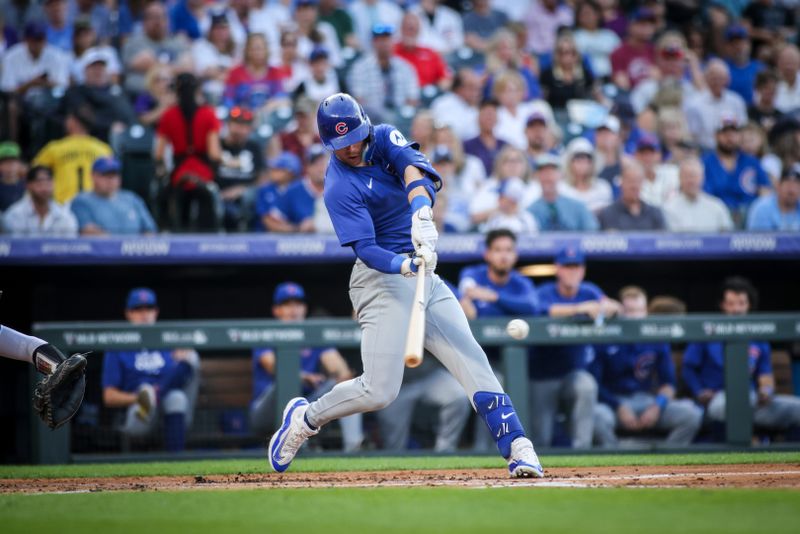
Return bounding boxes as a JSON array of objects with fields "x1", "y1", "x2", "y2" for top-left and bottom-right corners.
[
  {"x1": 723, "y1": 25, "x2": 763, "y2": 106},
  {"x1": 591, "y1": 286, "x2": 702, "y2": 448},
  {"x1": 169, "y1": 0, "x2": 204, "y2": 41},
  {"x1": 630, "y1": 31, "x2": 705, "y2": 114},
  {"x1": 155, "y1": 72, "x2": 221, "y2": 190},
  {"x1": 277, "y1": 97, "x2": 322, "y2": 165},
  {"x1": 430, "y1": 68, "x2": 481, "y2": 141},
  {"x1": 394, "y1": 11, "x2": 451, "y2": 91},
  {"x1": 598, "y1": 157, "x2": 666, "y2": 231},
  {"x1": 775, "y1": 44, "x2": 800, "y2": 114},
  {"x1": 122, "y1": 1, "x2": 189, "y2": 96},
  {"x1": 33, "y1": 108, "x2": 112, "y2": 204},
  {"x1": 740, "y1": 121, "x2": 780, "y2": 182},
  {"x1": 470, "y1": 146, "x2": 531, "y2": 231},
  {"x1": 663, "y1": 158, "x2": 734, "y2": 232},
  {"x1": 224, "y1": 32, "x2": 287, "y2": 112},
  {"x1": 464, "y1": 98, "x2": 508, "y2": 176},
  {"x1": 250, "y1": 282, "x2": 363, "y2": 451},
  {"x1": 409, "y1": 110, "x2": 436, "y2": 158},
  {"x1": 632, "y1": 134, "x2": 678, "y2": 208},
  {"x1": 462, "y1": 0, "x2": 508, "y2": 53},
  {"x1": 2, "y1": 165, "x2": 77, "y2": 237},
  {"x1": 256, "y1": 151, "x2": 301, "y2": 232},
  {"x1": 0, "y1": 0, "x2": 43, "y2": 35},
  {"x1": 134, "y1": 64, "x2": 175, "y2": 127},
  {"x1": 685, "y1": 59, "x2": 748, "y2": 150},
  {"x1": 347, "y1": 24, "x2": 420, "y2": 124},
  {"x1": 408, "y1": 0, "x2": 463, "y2": 56},
  {"x1": 102, "y1": 288, "x2": 200, "y2": 452},
  {"x1": 295, "y1": 0, "x2": 342, "y2": 69},
  {"x1": 0, "y1": 142, "x2": 25, "y2": 212},
  {"x1": 742, "y1": 0, "x2": 796, "y2": 59},
  {"x1": 562, "y1": 137, "x2": 612, "y2": 212},
  {"x1": 573, "y1": 0, "x2": 620, "y2": 81},
  {"x1": 596, "y1": 115, "x2": 623, "y2": 194},
  {"x1": 68, "y1": 0, "x2": 113, "y2": 44},
  {"x1": 748, "y1": 70, "x2": 784, "y2": 134},
  {"x1": 272, "y1": 29, "x2": 307, "y2": 95},
  {"x1": 192, "y1": 11, "x2": 237, "y2": 105},
  {"x1": 293, "y1": 47, "x2": 341, "y2": 105},
  {"x1": 271, "y1": 144, "x2": 328, "y2": 233},
  {"x1": 70, "y1": 156, "x2": 157, "y2": 235},
  {"x1": 483, "y1": 178, "x2": 539, "y2": 234},
  {"x1": 431, "y1": 147, "x2": 471, "y2": 232},
  {"x1": 746, "y1": 163, "x2": 800, "y2": 231},
  {"x1": 609, "y1": 7, "x2": 656, "y2": 91},
  {"x1": 377, "y1": 355, "x2": 471, "y2": 452},
  {"x1": 493, "y1": 70, "x2": 554, "y2": 150},
  {"x1": 540, "y1": 32, "x2": 597, "y2": 114},
  {"x1": 683, "y1": 277, "x2": 800, "y2": 436},
  {"x1": 206, "y1": 0, "x2": 273, "y2": 61},
  {"x1": 69, "y1": 17, "x2": 121, "y2": 85},
  {"x1": 524, "y1": 0, "x2": 573, "y2": 57},
  {"x1": 528, "y1": 153, "x2": 599, "y2": 231},
  {"x1": 347, "y1": 0, "x2": 403, "y2": 52},
  {"x1": 217, "y1": 106, "x2": 265, "y2": 232},
  {"x1": 432, "y1": 124, "x2": 486, "y2": 196},
  {"x1": 484, "y1": 28, "x2": 541, "y2": 102},
  {"x1": 42, "y1": 0, "x2": 70, "y2": 52},
  {"x1": 701, "y1": 114, "x2": 771, "y2": 222},
  {"x1": 657, "y1": 108, "x2": 692, "y2": 165},
  {"x1": 318, "y1": 0, "x2": 357, "y2": 50},
  {"x1": 523, "y1": 111, "x2": 560, "y2": 169},
  {"x1": 1, "y1": 21, "x2": 69, "y2": 143},
  {"x1": 62, "y1": 48, "x2": 137, "y2": 142},
  {"x1": 532, "y1": 246, "x2": 620, "y2": 448}
]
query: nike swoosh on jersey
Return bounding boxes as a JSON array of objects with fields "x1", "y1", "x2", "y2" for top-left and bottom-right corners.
[
  {"x1": 367, "y1": 178, "x2": 373, "y2": 189},
  {"x1": 501, "y1": 411, "x2": 514, "y2": 420}
]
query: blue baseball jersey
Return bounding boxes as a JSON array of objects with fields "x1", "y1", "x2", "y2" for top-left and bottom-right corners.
[
  {"x1": 252, "y1": 347, "x2": 332, "y2": 399},
  {"x1": 681, "y1": 341, "x2": 772, "y2": 396},
  {"x1": 701, "y1": 150, "x2": 770, "y2": 211},
  {"x1": 275, "y1": 179, "x2": 318, "y2": 225},
  {"x1": 590, "y1": 342, "x2": 675, "y2": 409},
  {"x1": 324, "y1": 124, "x2": 441, "y2": 253},
  {"x1": 458, "y1": 264, "x2": 539, "y2": 317},
  {"x1": 102, "y1": 349, "x2": 179, "y2": 392},
  {"x1": 531, "y1": 281, "x2": 605, "y2": 379}
]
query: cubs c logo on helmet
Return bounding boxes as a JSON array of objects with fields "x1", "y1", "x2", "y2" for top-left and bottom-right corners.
[{"x1": 335, "y1": 122, "x2": 349, "y2": 135}]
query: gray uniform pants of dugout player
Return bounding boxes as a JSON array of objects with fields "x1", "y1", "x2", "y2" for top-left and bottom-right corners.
[
  {"x1": 305, "y1": 260, "x2": 505, "y2": 430},
  {"x1": 593, "y1": 392, "x2": 703, "y2": 447},
  {"x1": 707, "y1": 391, "x2": 800, "y2": 430}
]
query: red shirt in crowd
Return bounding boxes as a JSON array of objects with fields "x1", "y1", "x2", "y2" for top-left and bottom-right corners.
[
  {"x1": 157, "y1": 105, "x2": 221, "y2": 185},
  {"x1": 393, "y1": 43, "x2": 449, "y2": 87},
  {"x1": 610, "y1": 42, "x2": 655, "y2": 88}
]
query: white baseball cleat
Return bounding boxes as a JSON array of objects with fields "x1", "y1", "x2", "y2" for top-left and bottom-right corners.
[
  {"x1": 269, "y1": 397, "x2": 319, "y2": 473},
  {"x1": 507, "y1": 437, "x2": 545, "y2": 478}
]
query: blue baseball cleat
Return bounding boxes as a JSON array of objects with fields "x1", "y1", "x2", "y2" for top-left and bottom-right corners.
[
  {"x1": 268, "y1": 397, "x2": 319, "y2": 473},
  {"x1": 507, "y1": 437, "x2": 545, "y2": 478}
]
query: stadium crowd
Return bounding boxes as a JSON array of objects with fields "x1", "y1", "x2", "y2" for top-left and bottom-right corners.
[{"x1": 1, "y1": 0, "x2": 799, "y2": 236}]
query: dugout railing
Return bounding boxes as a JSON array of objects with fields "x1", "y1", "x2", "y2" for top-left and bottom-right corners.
[{"x1": 32, "y1": 314, "x2": 800, "y2": 463}]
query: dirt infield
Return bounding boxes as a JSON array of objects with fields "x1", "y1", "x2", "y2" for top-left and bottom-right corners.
[{"x1": 2, "y1": 464, "x2": 800, "y2": 493}]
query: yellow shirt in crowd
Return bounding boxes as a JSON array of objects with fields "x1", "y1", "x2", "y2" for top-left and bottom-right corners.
[{"x1": 33, "y1": 135, "x2": 113, "y2": 204}]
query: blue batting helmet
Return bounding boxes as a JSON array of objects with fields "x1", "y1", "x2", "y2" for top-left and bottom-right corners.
[{"x1": 317, "y1": 93, "x2": 372, "y2": 151}]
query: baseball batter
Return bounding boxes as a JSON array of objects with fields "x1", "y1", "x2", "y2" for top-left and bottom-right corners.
[{"x1": 269, "y1": 93, "x2": 543, "y2": 478}]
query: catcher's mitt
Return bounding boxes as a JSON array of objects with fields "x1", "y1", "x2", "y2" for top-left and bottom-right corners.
[{"x1": 32, "y1": 345, "x2": 88, "y2": 430}]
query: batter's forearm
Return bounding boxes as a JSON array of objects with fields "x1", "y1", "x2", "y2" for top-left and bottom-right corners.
[{"x1": 352, "y1": 238, "x2": 408, "y2": 274}]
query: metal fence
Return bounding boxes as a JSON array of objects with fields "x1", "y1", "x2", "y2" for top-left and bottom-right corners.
[{"x1": 31, "y1": 313, "x2": 800, "y2": 463}]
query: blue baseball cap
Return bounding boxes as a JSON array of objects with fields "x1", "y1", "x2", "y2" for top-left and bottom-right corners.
[
  {"x1": 635, "y1": 133, "x2": 661, "y2": 152},
  {"x1": 555, "y1": 247, "x2": 585, "y2": 266},
  {"x1": 725, "y1": 24, "x2": 749, "y2": 41},
  {"x1": 273, "y1": 282, "x2": 306, "y2": 305},
  {"x1": 631, "y1": 7, "x2": 657, "y2": 22},
  {"x1": 92, "y1": 156, "x2": 121, "y2": 174},
  {"x1": 309, "y1": 47, "x2": 329, "y2": 62},
  {"x1": 24, "y1": 21, "x2": 47, "y2": 40},
  {"x1": 126, "y1": 287, "x2": 157, "y2": 309},
  {"x1": 372, "y1": 23, "x2": 394, "y2": 37},
  {"x1": 268, "y1": 152, "x2": 302, "y2": 177}
]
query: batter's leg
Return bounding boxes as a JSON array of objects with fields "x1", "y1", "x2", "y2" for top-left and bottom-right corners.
[{"x1": 305, "y1": 263, "x2": 409, "y2": 427}]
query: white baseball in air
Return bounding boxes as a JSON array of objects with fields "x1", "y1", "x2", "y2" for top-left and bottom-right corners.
[{"x1": 506, "y1": 319, "x2": 529, "y2": 340}]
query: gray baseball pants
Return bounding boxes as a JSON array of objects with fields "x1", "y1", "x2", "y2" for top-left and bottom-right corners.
[
  {"x1": 305, "y1": 261, "x2": 504, "y2": 428},
  {"x1": 707, "y1": 391, "x2": 800, "y2": 429}
]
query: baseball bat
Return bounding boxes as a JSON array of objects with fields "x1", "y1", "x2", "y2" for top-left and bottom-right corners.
[{"x1": 403, "y1": 258, "x2": 426, "y2": 368}]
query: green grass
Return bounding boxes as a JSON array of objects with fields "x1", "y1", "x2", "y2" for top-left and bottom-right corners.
[
  {"x1": 1, "y1": 451, "x2": 798, "y2": 479},
  {"x1": 2, "y1": 487, "x2": 799, "y2": 534}
]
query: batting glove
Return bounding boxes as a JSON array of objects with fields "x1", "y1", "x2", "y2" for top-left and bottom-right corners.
[
  {"x1": 400, "y1": 256, "x2": 422, "y2": 278},
  {"x1": 415, "y1": 245, "x2": 437, "y2": 272},
  {"x1": 411, "y1": 205, "x2": 438, "y2": 253}
]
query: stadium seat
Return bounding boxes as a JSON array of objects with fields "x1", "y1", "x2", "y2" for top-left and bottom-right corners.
[{"x1": 114, "y1": 124, "x2": 159, "y2": 210}]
